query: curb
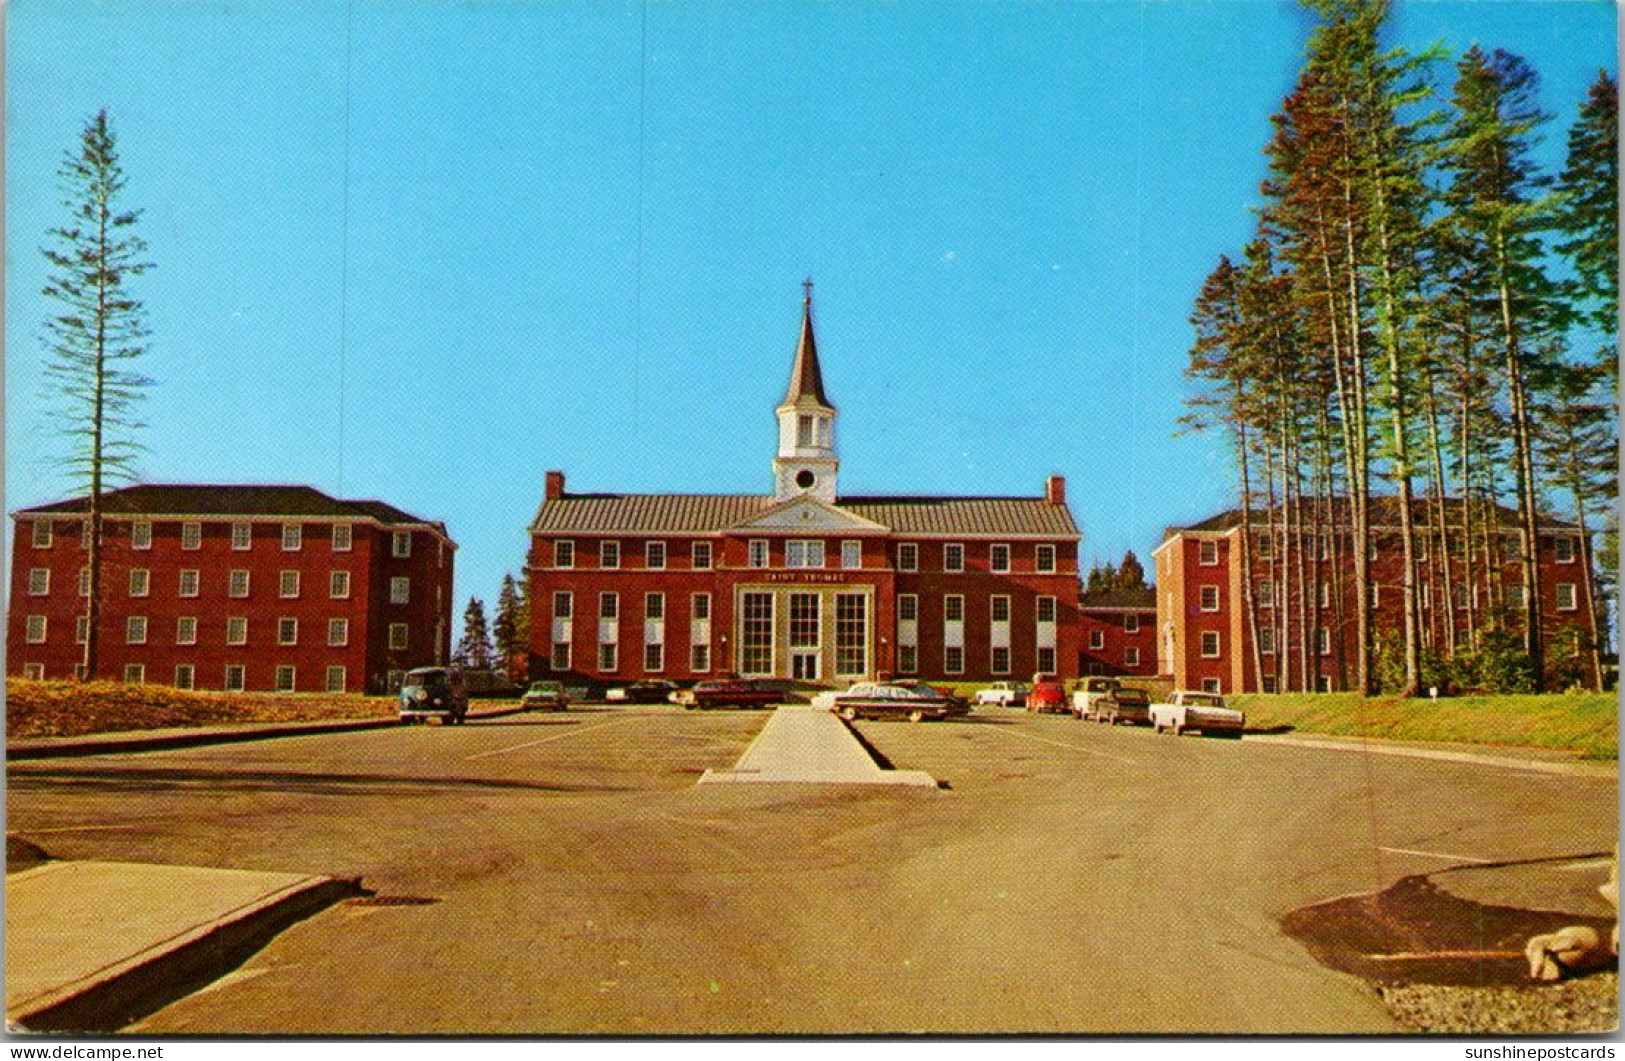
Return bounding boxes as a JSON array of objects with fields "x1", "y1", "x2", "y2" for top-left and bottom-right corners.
[
  {"x1": 8, "y1": 705, "x2": 529, "y2": 760},
  {"x1": 1242, "y1": 733, "x2": 1618, "y2": 779},
  {"x1": 9, "y1": 873, "x2": 364, "y2": 1033}
]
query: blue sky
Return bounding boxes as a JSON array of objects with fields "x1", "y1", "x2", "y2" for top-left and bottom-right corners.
[{"x1": 6, "y1": 0, "x2": 1616, "y2": 612}]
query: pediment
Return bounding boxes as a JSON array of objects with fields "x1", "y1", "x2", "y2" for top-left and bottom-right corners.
[{"x1": 728, "y1": 496, "x2": 890, "y2": 534}]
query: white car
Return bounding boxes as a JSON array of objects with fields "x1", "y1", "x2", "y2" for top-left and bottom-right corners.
[
  {"x1": 974, "y1": 681, "x2": 1028, "y2": 707},
  {"x1": 1070, "y1": 676, "x2": 1121, "y2": 718},
  {"x1": 1149, "y1": 691, "x2": 1245, "y2": 737}
]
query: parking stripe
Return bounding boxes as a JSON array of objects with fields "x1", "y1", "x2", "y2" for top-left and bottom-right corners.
[
  {"x1": 463, "y1": 717, "x2": 644, "y2": 761},
  {"x1": 1377, "y1": 845, "x2": 1493, "y2": 865},
  {"x1": 992, "y1": 726, "x2": 1140, "y2": 766}
]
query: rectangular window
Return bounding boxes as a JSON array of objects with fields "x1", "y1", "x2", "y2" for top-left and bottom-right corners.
[
  {"x1": 600, "y1": 540, "x2": 621, "y2": 569},
  {"x1": 1317, "y1": 674, "x2": 1332, "y2": 693},
  {"x1": 1124, "y1": 614, "x2": 1140, "y2": 634},
  {"x1": 326, "y1": 666, "x2": 347, "y2": 693},
  {"x1": 23, "y1": 663, "x2": 44, "y2": 680},
  {"x1": 274, "y1": 665, "x2": 296, "y2": 693},
  {"x1": 645, "y1": 592, "x2": 665, "y2": 620},
  {"x1": 1200, "y1": 631, "x2": 1221, "y2": 658},
  {"x1": 691, "y1": 644, "x2": 710, "y2": 672},
  {"x1": 897, "y1": 543, "x2": 918, "y2": 572},
  {"x1": 278, "y1": 618, "x2": 299, "y2": 645},
  {"x1": 944, "y1": 595, "x2": 964, "y2": 623},
  {"x1": 553, "y1": 591, "x2": 573, "y2": 619},
  {"x1": 28, "y1": 568, "x2": 49, "y2": 596},
  {"x1": 551, "y1": 642, "x2": 571, "y2": 671},
  {"x1": 644, "y1": 643, "x2": 664, "y2": 672},
  {"x1": 232, "y1": 522, "x2": 252, "y2": 550},
  {"x1": 25, "y1": 615, "x2": 47, "y2": 644},
  {"x1": 554, "y1": 540, "x2": 575, "y2": 568},
  {"x1": 176, "y1": 617, "x2": 198, "y2": 645},
  {"x1": 1262, "y1": 676, "x2": 1278, "y2": 693},
  {"x1": 1256, "y1": 580, "x2": 1272, "y2": 608},
  {"x1": 1036, "y1": 544, "x2": 1057, "y2": 573},
  {"x1": 79, "y1": 567, "x2": 91, "y2": 597},
  {"x1": 1037, "y1": 647, "x2": 1057, "y2": 674},
  {"x1": 1506, "y1": 583, "x2": 1526, "y2": 607},
  {"x1": 392, "y1": 531, "x2": 412, "y2": 558},
  {"x1": 224, "y1": 665, "x2": 246, "y2": 692},
  {"x1": 944, "y1": 646, "x2": 965, "y2": 674},
  {"x1": 1259, "y1": 626, "x2": 1275, "y2": 654},
  {"x1": 127, "y1": 616, "x2": 147, "y2": 644},
  {"x1": 181, "y1": 521, "x2": 202, "y2": 550},
  {"x1": 991, "y1": 595, "x2": 1011, "y2": 623},
  {"x1": 390, "y1": 577, "x2": 410, "y2": 604},
  {"x1": 1318, "y1": 628, "x2": 1331, "y2": 656},
  {"x1": 992, "y1": 646, "x2": 1011, "y2": 675},
  {"x1": 597, "y1": 643, "x2": 618, "y2": 671},
  {"x1": 76, "y1": 615, "x2": 89, "y2": 643},
  {"x1": 797, "y1": 414, "x2": 814, "y2": 447},
  {"x1": 179, "y1": 569, "x2": 200, "y2": 597},
  {"x1": 328, "y1": 618, "x2": 349, "y2": 647},
  {"x1": 82, "y1": 521, "x2": 93, "y2": 549},
  {"x1": 1200, "y1": 586, "x2": 1220, "y2": 612},
  {"x1": 1090, "y1": 630, "x2": 1105, "y2": 650},
  {"x1": 1320, "y1": 535, "x2": 1332, "y2": 561},
  {"x1": 832, "y1": 593, "x2": 867, "y2": 681},
  {"x1": 1320, "y1": 582, "x2": 1330, "y2": 609},
  {"x1": 748, "y1": 539, "x2": 769, "y2": 569},
  {"x1": 944, "y1": 543, "x2": 964, "y2": 572},
  {"x1": 786, "y1": 540, "x2": 826, "y2": 568},
  {"x1": 898, "y1": 644, "x2": 918, "y2": 674},
  {"x1": 227, "y1": 617, "x2": 248, "y2": 645},
  {"x1": 1037, "y1": 596, "x2": 1057, "y2": 623},
  {"x1": 229, "y1": 570, "x2": 250, "y2": 598},
  {"x1": 32, "y1": 521, "x2": 52, "y2": 548},
  {"x1": 692, "y1": 541, "x2": 713, "y2": 569},
  {"x1": 1125, "y1": 647, "x2": 1140, "y2": 667},
  {"x1": 1555, "y1": 537, "x2": 1577, "y2": 564},
  {"x1": 330, "y1": 570, "x2": 350, "y2": 598},
  {"x1": 692, "y1": 593, "x2": 711, "y2": 621},
  {"x1": 1202, "y1": 677, "x2": 1222, "y2": 694},
  {"x1": 990, "y1": 544, "x2": 1011, "y2": 573},
  {"x1": 174, "y1": 665, "x2": 195, "y2": 691},
  {"x1": 740, "y1": 592, "x2": 774, "y2": 676},
  {"x1": 1420, "y1": 583, "x2": 1431, "y2": 609},
  {"x1": 1371, "y1": 585, "x2": 1380, "y2": 609},
  {"x1": 898, "y1": 594, "x2": 918, "y2": 622},
  {"x1": 389, "y1": 623, "x2": 409, "y2": 651},
  {"x1": 283, "y1": 524, "x2": 303, "y2": 551},
  {"x1": 1199, "y1": 540, "x2": 1219, "y2": 566},
  {"x1": 129, "y1": 569, "x2": 150, "y2": 597},
  {"x1": 332, "y1": 524, "x2": 353, "y2": 551},
  {"x1": 1255, "y1": 532, "x2": 1272, "y2": 558},
  {"x1": 280, "y1": 570, "x2": 301, "y2": 598},
  {"x1": 599, "y1": 592, "x2": 619, "y2": 619},
  {"x1": 842, "y1": 540, "x2": 862, "y2": 570},
  {"x1": 132, "y1": 520, "x2": 153, "y2": 549},
  {"x1": 124, "y1": 664, "x2": 146, "y2": 685},
  {"x1": 1556, "y1": 582, "x2": 1578, "y2": 611},
  {"x1": 646, "y1": 541, "x2": 666, "y2": 569}
]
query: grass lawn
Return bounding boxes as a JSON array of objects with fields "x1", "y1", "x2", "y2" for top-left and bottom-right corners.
[{"x1": 1231, "y1": 691, "x2": 1618, "y2": 760}]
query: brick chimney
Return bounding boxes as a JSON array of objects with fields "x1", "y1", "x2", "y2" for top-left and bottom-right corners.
[
  {"x1": 1046, "y1": 474, "x2": 1066, "y2": 506},
  {"x1": 545, "y1": 470, "x2": 565, "y2": 501}
]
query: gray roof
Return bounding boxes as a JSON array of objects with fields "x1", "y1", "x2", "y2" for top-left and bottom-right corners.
[
  {"x1": 531, "y1": 491, "x2": 1079, "y2": 538},
  {"x1": 1079, "y1": 586, "x2": 1157, "y2": 611},
  {"x1": 1166, "y1": 496, "x2": 1578, "y2": 539},
  {"x1": 15, "y1": 484, "x2": 448, "y2": 534}
]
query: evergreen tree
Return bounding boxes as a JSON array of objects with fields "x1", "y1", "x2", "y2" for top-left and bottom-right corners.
[
  {"x1": 41, "y1": 111, "x2": 154, "y2": 681},
  {"x1": 1553, "y1": 71, "x2": 1619, "y2": 339},
  {"x1": 455, "y1": 597, "x2": 495, "y2": 671},
  {"x1": 492, "y1": 573, "x2": 530, "y2": 682},
  {"x1": 1115, "y1": 550, "x2": 1147, "y2": 590}
]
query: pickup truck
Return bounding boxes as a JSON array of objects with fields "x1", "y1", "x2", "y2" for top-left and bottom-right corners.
[
  {"x1": 974, "y1": 681, "x2": 1028, "y2": 707},
  {"x1": 1148, "y1": 691, "x2": 1245, "y2": 737},
  {"x1": 1069, "y1": 676, "x2": 1120, "y2": 719}
]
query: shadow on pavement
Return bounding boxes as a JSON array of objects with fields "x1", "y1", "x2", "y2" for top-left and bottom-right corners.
[{"x1": 8, "y1": 765, "x2": 635, "y2": 798}]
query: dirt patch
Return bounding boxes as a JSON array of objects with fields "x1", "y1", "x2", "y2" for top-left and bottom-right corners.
[
  {"x1": 1381, "y1": 975, "x2": 1617, "y2": 1034},
  {"x1": 7, "y1": 678, "x2": 397, "y2": 739},
  {"x1": 1283, "y1": 872, "x2": 1616, "y2": 986}
]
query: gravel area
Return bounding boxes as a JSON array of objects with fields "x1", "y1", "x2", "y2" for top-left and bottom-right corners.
[{"x1": 1380, "y1": 973, "x2": 1618, "y2": 1033}]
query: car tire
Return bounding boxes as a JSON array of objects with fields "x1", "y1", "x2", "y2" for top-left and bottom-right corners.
[
  {"x1": 840, "y1": 706, "x2": 858, "y2": 721},
  {"x1": 907, "y1": 710, "x2": 925, "y2": 724}
]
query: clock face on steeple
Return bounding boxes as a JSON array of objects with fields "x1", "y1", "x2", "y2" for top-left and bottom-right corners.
[{"x1": 796, "y1": 469, "x2": 816, "y2": 490}]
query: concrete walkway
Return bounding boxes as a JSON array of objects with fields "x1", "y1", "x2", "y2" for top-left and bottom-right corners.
[
  {"x1": 699, "y1": 704, "x2": 937, "y2": 786},
  {"x1": 6, "y1": 860, "x2": 357, "y2": 1032},
  {"x1": 1245, "y1": 732, "x2": 1618, "y2": 779}
]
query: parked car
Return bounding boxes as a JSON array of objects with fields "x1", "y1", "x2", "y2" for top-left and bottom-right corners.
[
  {"x1": 677, "y1": 678, "x2": 787, "y2": 709},
  {"x1": 520, "y1": 680, "x2": 569, "y2": 711},
  {"x1": 1087, "y1": 686, "x2": 1153, "y2": 726},
  {"x1": 974, "y1": 681, "x2": 1028, "y2": 708},
  {"x1": 1149, "y1": 690, "x2": 1245, "y2": 737},
  {"x1": 398, "y1": 667, "x2": 469, "y2": 725},
  {"x1": 606, "y1": 680, "x2": 680, "y2": 704},
  {"x1": 831, "y1": 682, "x2": 971, "y2": 722},
  {"x1": 1069, "y1": 676, "x2": 1121, "y2": 718},
  {"x1": 1026, "y1": 679, "x2": 1069, "y2": 714}
]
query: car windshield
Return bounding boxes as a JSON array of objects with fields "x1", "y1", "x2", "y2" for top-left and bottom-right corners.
[
  {"x1": 405, "y1": 669, "x2": 449, "y2": 686},
  {"x1": 1117, "y1": 690, "x2": 1150, "y2": 703},
  {"x1": 529, "y1": 682, "x2": 561, "y2": 693},
  {"x1": 1187, "y1": 694, "x2": 1224, "y2": 708}
]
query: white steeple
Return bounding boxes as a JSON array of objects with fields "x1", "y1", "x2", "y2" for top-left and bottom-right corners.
[{"x1": 773, "y1": 279, "x2": 839, "y2": 503}]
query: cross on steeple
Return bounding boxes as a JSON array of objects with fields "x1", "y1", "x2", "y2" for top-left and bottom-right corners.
[{"x1": 802, "y1": 276, "x2": 814, "y2": 306}]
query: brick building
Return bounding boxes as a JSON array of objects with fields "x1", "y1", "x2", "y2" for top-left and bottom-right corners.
[
  {"x1": 527, "y1": 290, "x2": 1084, "y2": 687},
  {"x1": 1153, "y1": 500, "x2": 1601, "y2": 693},
  {"x1": 1078, "y1": 586, "x2": 1158, "y2": 677},
  {"x1": 8, "y1": 485, "x2": 455, "y2": 693}
]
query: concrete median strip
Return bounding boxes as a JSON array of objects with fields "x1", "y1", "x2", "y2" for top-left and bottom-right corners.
[
  {"x1": 6, "y1": 860, "x2": 359, "y2": 1032},
  {"x1": 699, "y1": 704, "x2": 937, "y2": 787}
]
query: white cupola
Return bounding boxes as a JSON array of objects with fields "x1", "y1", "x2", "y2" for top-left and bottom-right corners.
[{"x1": 773, "y1": 280, "x2": 839, "y2": 503}]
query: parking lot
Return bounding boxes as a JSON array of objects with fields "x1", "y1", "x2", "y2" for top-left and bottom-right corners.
[{"x1": 7, "y1": 705, "x2": 1616, "y2": 1034}]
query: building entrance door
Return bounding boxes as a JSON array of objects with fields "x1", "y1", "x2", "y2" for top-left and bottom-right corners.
[{"x1": 791, "y1": 652, "x2": 819, "y2": 681}]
